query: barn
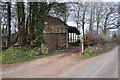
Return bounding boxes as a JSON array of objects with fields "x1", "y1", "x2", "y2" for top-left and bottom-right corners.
[
  {"x1": 43, "y1": 16, "x2": 68, "y2": 52},
  {"x1": 43, "y1": 16, "x2": 80, "y2": 52}
]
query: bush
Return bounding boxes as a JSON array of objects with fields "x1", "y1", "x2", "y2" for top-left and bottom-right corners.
[
  {"x1": 84, "y1": 33, "x2": 95, "y2": 47},
  {"x1": 84, "y1": 31, "x2": 111, "y2": 47}
]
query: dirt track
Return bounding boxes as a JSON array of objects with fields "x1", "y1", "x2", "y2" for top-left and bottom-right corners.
[{"x1": 1, "y1": 47, "x2": 118, "y2": 78}]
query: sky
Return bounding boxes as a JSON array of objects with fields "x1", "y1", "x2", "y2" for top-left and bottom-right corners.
[
  {"x1": 2, "y1": 0, "x2": 120, "y2": 2},
  {"x1": 57, "y1": 0, "x2": 120, "y2": 2}
]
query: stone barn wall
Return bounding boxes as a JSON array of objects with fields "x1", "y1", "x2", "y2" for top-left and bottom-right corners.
[
  {"x1": 43, "y1": 33, "x2": 67, "y2": 52},
  {"x1": 43, "y1": 16, "x2": 68, "y2": 52}
]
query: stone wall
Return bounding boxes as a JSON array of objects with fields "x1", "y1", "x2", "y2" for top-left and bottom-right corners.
[
  {"x1": 41, "y1": 43, "x2": 49, "y2": 54},
  {"x1": 43, "y1": 33, "x2": 67, "y2": 52}
]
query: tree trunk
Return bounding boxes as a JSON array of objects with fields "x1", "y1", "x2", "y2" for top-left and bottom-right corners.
[
  {"x1": 7, "y1": 2, "x2": 11, "y2": 47},
  {"x1": 103, "y1": 16, "x2": 108, "y2": 36},
  {"x1": 29, "y1": 3, "x2": 35, "y2": 42},
  {"x1": 21, "y1": 2, "x2": 26, "y2": 46},
  {"x1": 17, "y1": 3, "x2": 22, "y2": 46},
  {"x1": 89, "y1": 4, "x2": 95, "y2": 34},
  {"x1": 96, "y1": 10, "x2": 100, "y2": 35},
  {"x1": 0, "y1": 12, "x2": 2, "y2": 51},
  {"x1": 17, "y1": 2, "x2": 26, "y2": 46}
]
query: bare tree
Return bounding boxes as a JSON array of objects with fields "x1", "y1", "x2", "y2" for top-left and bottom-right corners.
[
  {"x1": 99, "y1": 2, "x2": 118, "y2": 36},
  {"x1": 118, "y1": 2, "x2": 120, "y2": 27},
  {"x1": 71, "y1": 2, "x2": 89, "y2": 49},
  {"x1": 94, "y1": 2, "x2": 103, "y2": 34},
  {"x1": 49, "y1": 3, "x2": 69, "y2": 23},
  {"x1": 88, "y1": 2, "x2": 95, "y2": 33},
  {"x1": 71, "y1": 2, "x2": 88, "y2": 34}
]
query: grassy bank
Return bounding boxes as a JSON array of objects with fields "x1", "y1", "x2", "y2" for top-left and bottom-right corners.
[
  {"x1": 1, "y1": 47, "x2": 51, "y2": 64},
  {"x1": 0, "y1": 53, "x2": 2, "y2": 64},
  {"x1": 78, "y1": 43, "x2": 118, "y2": 59}
]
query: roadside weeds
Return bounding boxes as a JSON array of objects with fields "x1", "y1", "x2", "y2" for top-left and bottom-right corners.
[{"x1": 77, "y1": 43, "x2": 118, "y2": 59}]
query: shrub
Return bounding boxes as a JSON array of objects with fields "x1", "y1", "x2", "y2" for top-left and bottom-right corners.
[
  {"x1": 84, "y1": 33, "x2": 95, "y2": 47},
  {"x1": 84, "y1": 31, "x2": 111, "y2": 47}
]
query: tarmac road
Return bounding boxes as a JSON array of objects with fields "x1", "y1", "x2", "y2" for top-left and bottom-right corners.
[
  {"x1": 58, "y1": 47, "x2": 118, "y2": 78},
  {"x1": 2, "y1": 47, "x2": 118, "y2": 78}
]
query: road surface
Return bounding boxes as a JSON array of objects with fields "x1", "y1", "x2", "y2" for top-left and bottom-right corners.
[{"x1": 1, "y1": 47, "x2": 118, "y2": 78}]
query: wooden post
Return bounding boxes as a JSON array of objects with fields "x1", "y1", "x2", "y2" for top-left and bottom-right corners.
[
  {"x1": 73, "y1": 33, "x2": 74, "y2": 42},
  {"x1": 66, "y1": 29, "x2": 69, "y2": 50},
  {"x1": 81, "y1": 41, "x2": 84, "y2": 53},
  {"x1": 68, "y1": 33, "x2": 69, "y2": 43},
  {"x1": 75, "y1": 34, "x2": 76, "y2": 42},
  {"x1": 80, "y1": 39, "x2": 84, "y2": 53}
]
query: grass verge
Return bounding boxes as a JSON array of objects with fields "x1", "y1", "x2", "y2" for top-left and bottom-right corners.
[
  {"x1": 77, "y1": 43, "x2": 118, "y2": 59},
  {"x1": 0, "y1": 52, "x2": 2, "y2": 64},
  {"x1": 1, "y1": 46, "x2": 52, "y2": 64}
]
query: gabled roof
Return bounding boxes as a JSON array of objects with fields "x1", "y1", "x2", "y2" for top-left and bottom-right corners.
[
  {"x1": 44, "y1": 16, "x2": 80, "y2": 35},
  {"x1": 44, "y1": 16, "x2": 68, "y2": 27}
]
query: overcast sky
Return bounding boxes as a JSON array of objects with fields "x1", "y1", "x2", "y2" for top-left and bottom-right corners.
[
  {"x1": 57, "y1": 0, "x2": 120, "y2": 2},
  {"x1": 2, "y1": 0, "x2": 120, "y2": 2}
]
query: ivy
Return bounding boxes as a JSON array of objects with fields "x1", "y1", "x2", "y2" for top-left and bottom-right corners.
[
  {"x1": 32, "y1": 2, "x2": 55, "y2": 46},
  {"x1": 35, "y1": 16, "x2": 44, "y2": 45}
]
